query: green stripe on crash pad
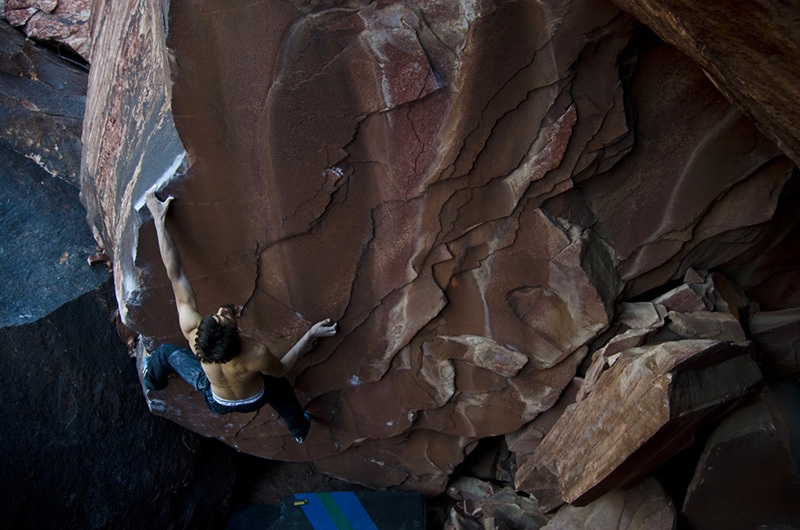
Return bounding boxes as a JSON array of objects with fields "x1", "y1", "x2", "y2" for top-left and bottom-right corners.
[
  {"x1": 317, "y1": 492, "x2": 353, "y2": 529},
  {"x1": 328, "y1": 492, "x2": 378, "y2": 530}
]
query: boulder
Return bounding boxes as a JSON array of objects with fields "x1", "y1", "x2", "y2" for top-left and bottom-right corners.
[
  {"x1": 578, "y1": 271, "x2": 748, "y2": 402},
  {"x1": 652, "y1": 279, "x2": 712, "y2": 314},
  {"x1": 682, "y1": 385, "x2": 800, "y2": 529},
  {"x1": 516, "y1": 340, "x2": 762, "y2": 512},
  {"x1": 665, "y1": 310, "x2": 747, "y2": 342},
  {"x1": 83, "y1": 0, "x2": 628, "y2": 490},
  {"x1": 79, "y1": 0, "x2": 800, "y2": 496},
  {"x1": 615, "y1": 302, "x2": 667, "y2": 331}
]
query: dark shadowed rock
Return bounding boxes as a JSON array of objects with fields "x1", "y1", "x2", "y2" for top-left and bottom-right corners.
[
  {"x1": 750, "y1": 308, "x2": 800, "y2": 379},
  {"x1": 0, "y1": 280, "x2": 236, "y2": 529},
  {"x1": 683, "y1": 385, "x2": 800, "y2": 529},
  {"x1": 720, "y1": 170, "x2": 800, "y2": 312},
  {"x1": 569, "y1": 36, "x2": 793, "y2": 297},
  {"x1": 0, "y1": 22, "x2": 85, "y2": 187},
  {"x1": 0, "y1": 142, "x2": 104, "y2": 328},
  {"x1": 0, "y1": 21, "x2": 95, "y2": 328}
]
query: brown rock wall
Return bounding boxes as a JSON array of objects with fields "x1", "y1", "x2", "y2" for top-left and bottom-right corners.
[
  {"x1": 575, "y1": 41, "x2": 791, "y2": 296},
  {"x1": 79, "y1": 0, "x2": 800, "y2": 497}
]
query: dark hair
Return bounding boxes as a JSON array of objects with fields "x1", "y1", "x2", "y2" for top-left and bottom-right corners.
[{"x1": 194, "y1": 314, "x2": 240, "y2": 363}]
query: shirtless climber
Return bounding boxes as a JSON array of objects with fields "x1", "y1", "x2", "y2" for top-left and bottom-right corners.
[{"x1": 141, "y1": 190, "x2": 337, "y2": 443}]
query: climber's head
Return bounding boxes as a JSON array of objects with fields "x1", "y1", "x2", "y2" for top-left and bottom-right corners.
[{"x1": 194, "y1": 304, "x2": 241, "y2": 363}]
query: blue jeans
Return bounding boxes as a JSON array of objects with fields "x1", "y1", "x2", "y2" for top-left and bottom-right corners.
[{"x1": 145, "y1": 344, "x2": 310, "y2": 439}]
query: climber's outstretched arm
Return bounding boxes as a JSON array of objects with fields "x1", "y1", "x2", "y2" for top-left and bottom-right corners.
[
  {"x1": 278, "y1": 319, "x2": 338, "y2": 374},
  {"x1": 145, "y1": 191, "x2": 202, "y2": 341}
]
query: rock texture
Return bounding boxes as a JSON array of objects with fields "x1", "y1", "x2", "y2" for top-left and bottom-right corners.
[
  {"x1": 0, "y1": 20, "x2": 95, "y2": 326},
  {"x1": 514, "y1": 271, "x2": 765, "y2": 510},
  {"x1": 444, "y1": 482, "x2": 549, "y2": 530},
  {"x1": 4, "y1": 0, "x2": 90, "y2": 61},
  {"x1": 78, "y1": 0, "x2": 800, "y2": 508},
  {"x1": 541, "y1": 478, "x2": 675, "y2": 530}
]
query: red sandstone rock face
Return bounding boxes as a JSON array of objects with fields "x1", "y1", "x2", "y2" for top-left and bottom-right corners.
[{"x1": 80, "y1": 0, "x2": 798, "y2": 495}]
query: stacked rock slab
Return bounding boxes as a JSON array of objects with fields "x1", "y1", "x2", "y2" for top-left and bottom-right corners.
[
  {"x1": 80, "y1": 0, "x2": 798, "y2": 495},
  {"x1": 514, "y1": 271, "x2": 764, "y2": 511},
  {"x1": 517, "y1": 339, "x2": 761, "y2": 511}
]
